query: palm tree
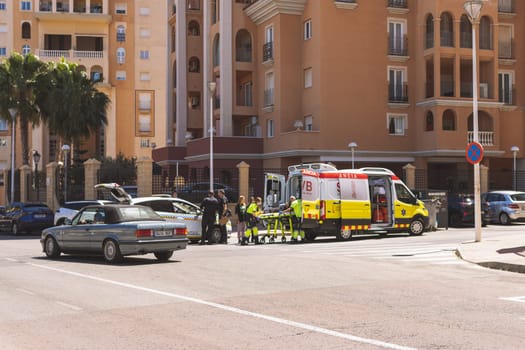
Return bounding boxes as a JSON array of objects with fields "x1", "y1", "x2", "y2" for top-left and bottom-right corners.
[
  {"x1": 0, "y1": 52, "x2": 47, "y2": 165},
  {"x1": 36, "y1": 59, "x2": 110, "y2": 161}
]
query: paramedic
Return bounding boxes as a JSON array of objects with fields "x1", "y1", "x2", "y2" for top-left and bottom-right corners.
[
  {"x1": 243, "y1": 196, "x2": 261, "y2": 245},
  {"x1": 284, "y1": 196, "x2": 304, "y2": 243}
]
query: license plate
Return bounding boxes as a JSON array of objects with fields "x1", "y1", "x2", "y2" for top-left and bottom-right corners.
[
  {"x1": 34, "y1": 214, "x2": 46, "y2": 218},
  {"x1": 155, "y1": 230, "x2": 173, "y2": 237}
]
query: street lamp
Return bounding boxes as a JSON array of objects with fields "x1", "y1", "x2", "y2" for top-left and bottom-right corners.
[
  {"x1": 32, "y1": 150, "x2": 41, "y2": 201},
  {"x1": 208, "y1": 81, "x2": 216, "y2": 193},
  {"x1": 348, "y1": 142, "x2": 358, "y2": 169},
  {"x1": 8, "y1": 107, "x2": 17, "y2": 205},
  {"x1": 511, "y1": 146, "x2": 519, "y2": 191},
  {"x1": 464, "y1": 0, "x2": 483, "y2": 242},
  {"x1": 61, "y1": 144, "x2": 70, "y2": 202}
]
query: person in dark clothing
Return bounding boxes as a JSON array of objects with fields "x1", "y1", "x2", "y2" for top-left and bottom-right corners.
[
  {"x1": 200, "y1": 191, "x2": 219, "y2": 245},
  {"x1": 216, "y1": 189, "x2": 229, "y2": 244}
]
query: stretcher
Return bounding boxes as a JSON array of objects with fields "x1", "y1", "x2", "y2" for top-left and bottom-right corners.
[{"x1": 258, "y1": 212, "x2": 294, "y2": 243}]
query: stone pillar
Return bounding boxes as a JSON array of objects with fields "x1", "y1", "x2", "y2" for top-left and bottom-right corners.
[
  {"x1": 84, "y1": 158, "x2": 101, "y2": 200},
  {"x1": 236, "y1": 161, "x2": 250, "y2": 199},
  {"x1": 136, "y1": 157, "x2": 153, "y2": 197},
  {"x1": 480, "y1": 164, "x2": 489, "y2": 194},
  {"x1": 403, "y1": 163, "x2": 416, "y2": 189},
  {"x1": 46, "y1": 162, "x2": 60, "y2": 211},
  {"x1": 19, "y1": 165, "x2": 31, "y2": 203},
  {"x1": 3, "y1": 169, "x2": 9, "y2": 205}
]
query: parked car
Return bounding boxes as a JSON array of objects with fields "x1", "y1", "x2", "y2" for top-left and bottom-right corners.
[
  {"x1": 54, "y1": 200, "x2": 112, "y2": 225},
  {"x1": 0, "y1": 202, "x2": 54, "y2": 235},
  {"x1": 178, "y1": 182, "x2": 238, "y2": 204},
  {"x1": 482, "y1": 191, "x2": 525, "y2": 225},
  {"x1": 94, "y1": 183, "x2": 231, "y2": 243},
  {"x1": 447, "y1": 193, "x2": 488, "y2": 227},
  {"x1": 41, "y1": 204, "x2": 188, "y2": 263}
]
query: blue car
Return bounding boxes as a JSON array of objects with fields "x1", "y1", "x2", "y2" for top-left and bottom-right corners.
[
  {"x1": 0, "y1": 202, "x2": 54, "y2": 235},
  {"x1": 482, "y1": 191, "x2": 525, "y2": 225}
]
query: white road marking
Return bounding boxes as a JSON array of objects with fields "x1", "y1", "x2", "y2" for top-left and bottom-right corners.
[
  {"x1": 500, "y1": 296, "x2": 525, "y2": 303},
  {"x1": 5, "y1": 258, "x2": 18, "y2": 262},
  {"x1": 16, "y1": 288, "x2": 35, "y2": 296},
  {"x1": 28, "y1": 262, "x2": 416, "y2": 350},
  {"x1": 55, "y1": 301, "x2": 83, "y2": 311}
]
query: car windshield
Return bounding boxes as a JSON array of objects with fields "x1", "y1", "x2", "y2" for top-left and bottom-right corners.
[
  {"x1": 510, "y1": 193, "x2": 525, "y2": 201},
  {"x1": 25, "y1": 205, "x2": 50, "y2": 212},
  {"x1": 117, "y1": 206, "x2": 163, "y2": 222}
]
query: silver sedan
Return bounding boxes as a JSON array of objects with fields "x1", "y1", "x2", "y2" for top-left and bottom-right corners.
[{"x1": 41, "y1": 204, "x2": 188, "y2": 263}]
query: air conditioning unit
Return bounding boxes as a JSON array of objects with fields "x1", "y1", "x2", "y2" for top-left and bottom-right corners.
[{"x1": 479, "y1": 83, "x2": 489, "y2": 99}]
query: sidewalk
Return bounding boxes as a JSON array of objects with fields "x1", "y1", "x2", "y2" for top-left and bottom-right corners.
[{"x1": 456, "y1": 233, "x2": 525, "y2": 274}]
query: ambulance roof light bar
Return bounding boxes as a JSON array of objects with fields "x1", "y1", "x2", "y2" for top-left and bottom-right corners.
[
  {"x1": 288, "y1": 163, "x2": 338, "y2": 173},
  {"x1": 358, "y1": 167, "x2": 395, "y2": 175}
]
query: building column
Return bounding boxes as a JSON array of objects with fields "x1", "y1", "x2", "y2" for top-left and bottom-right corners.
[
  {"x1": 86, "y1": 0, "x2": 91, "y2": 13},
  {"x1": 83, "y1": 158, "x2": 101, "y2": 200},
  {"x1": 46, "y1": 162, "x2": 60, "y2": 211},
  {"x1": 19, "y1": 165, "x2": 31, "y2": 203},
  {"x1": 480, "y1": 164, "x2": 489, "y2": 194},
  {"x1": 175, "y1": 0, "x2": 188, "y2": 146},
  {"x1": 136, "y1": 157, "x2": 153, "y2": 197},
  {"x1": 433, "y1": 17, "x2": 441, "y2": 97},
  {"x1": 237, "y1": 161, "x2": 250, "y2": 200},
  {"x1": 219, "y1": 0, "x2": 233, "y2": 136},
  {"x1": 403, "y1": 163, "x2": 416, "y2": 190}
]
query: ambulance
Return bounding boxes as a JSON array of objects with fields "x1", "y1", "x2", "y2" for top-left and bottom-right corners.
[{"x1": 264, "y1": 164, "x2": 429, "y2": 241}]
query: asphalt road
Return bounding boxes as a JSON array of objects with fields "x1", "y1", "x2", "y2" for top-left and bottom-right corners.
[{"x1": 1, "y1": 226, "x2": 524, "y2": 350}]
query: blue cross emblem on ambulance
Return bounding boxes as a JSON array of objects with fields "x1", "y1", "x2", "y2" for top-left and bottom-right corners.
[{"x1": 401, "y1": 209, "x2": 407, "y2": 216}]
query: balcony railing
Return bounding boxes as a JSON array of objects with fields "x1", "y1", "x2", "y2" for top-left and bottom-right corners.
[
  {"x1": 499, "y1": 87, "x2": 515, "y2": 105},
  {"x1": 38, "y1": 49, "x2": 104, "y2": 59},
  {"x1": 499, "y1": 39, "x2": 514, "y2": 59},
  {"x1": 499, "y1": 0, "x2": 515, "y2": 14},
  {"x1": 388, "y1": 83, "x2": 408, "y2": 103},
  {"x1": 440, "y1": 79, "x2": 454, "y2": 97},
  {"x1": 263, "y1": 42, "x2": 273, "y2": 62},
  {"x1": 264, "y1": 88, "x2": 274, "y2": 107},
  {"x1": 387, "y1": 0, "x2": 407, "y2": 9},
  {"x1": 426, "y1": 81, "x2": 434, "y2": 98},
  {"x1": 468, "y1": 132, "x2": 494, "y2": 146},
  {"x1": 388, "y1": 35, "x2": 408, "y2": 56}
]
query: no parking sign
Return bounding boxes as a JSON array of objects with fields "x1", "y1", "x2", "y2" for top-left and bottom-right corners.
[{"x1": 466, "y1": 141, "x2": 484, "y2": 165}]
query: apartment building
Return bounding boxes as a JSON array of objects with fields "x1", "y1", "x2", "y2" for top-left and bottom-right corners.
[
  {"x1": 0, "y1": 0, "x2": 170, "y2": 199},
  {"x1": 157, "y1": 0, "x2": 524, "y2": 193}
]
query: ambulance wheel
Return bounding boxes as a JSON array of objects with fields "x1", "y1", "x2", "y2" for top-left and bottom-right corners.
[
  {"x1": 209, "y1": 227, "x2": 222, "y2": 243},
  {"x1": 336, "y1": 229, "x2": 352, "y2": 241},
  {"x1": 409, "y1": 218, "x2": 425, "y2": 236},
  {"x1": 304, "y1": 230, "x2": 316, "y2": 242},
  {"x1": 260, "y1": 236, "x2": 266, "y2": 244},
  {"x1": 281, "y1": 236, "x2": 286, "y2": 243}
]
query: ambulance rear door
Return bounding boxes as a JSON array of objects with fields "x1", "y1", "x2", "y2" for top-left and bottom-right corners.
[
  {"x1": 300, "y1": 170, "x2": 320, "y2": 226},
  {"x1": 264, "y1": 173, "x2": 286, "y2": 211},
  {"x1": 319, "y1": 171, "x2": 341, "y2": 223},
  {"x1": 339, "y1": 172, "x2": 371, "y2": 230}
]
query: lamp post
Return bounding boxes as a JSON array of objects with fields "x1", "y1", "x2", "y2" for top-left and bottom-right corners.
[
  {"x1": 511, "y1": 146, "x2": 519, "y2": 191},
  {"x1": 348, "y1": 142, "x2": 358, "y2": 169},
  {"x1": 33, "y1": 150, "x2": 41, "y2": 201},
  {"x1": 8, "y1": 107, "x2": 17, "y2": 205},
  {"x1": 61, "y1": 144, "x2": 70, "y2": 202},
  {"x1": 208, "y1": 81, "x2": 216, "y2": 193},
  {"x1": 464, "y1": 0, "x2": 483, "y2": 242}
]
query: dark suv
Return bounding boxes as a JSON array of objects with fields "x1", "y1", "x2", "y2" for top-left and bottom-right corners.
[
  {"x1": 178, "y1": 182, "x2": 238, "y2": 204},
  {"x1": 447, "y1": 193, "x2": 487, "y2": 227}
]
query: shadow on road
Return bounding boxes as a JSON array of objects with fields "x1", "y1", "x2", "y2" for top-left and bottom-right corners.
[{"x1": 31, "y1": 255, "x2": 182, "y2": 266}]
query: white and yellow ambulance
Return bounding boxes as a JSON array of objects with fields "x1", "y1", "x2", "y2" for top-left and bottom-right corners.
[{"x1": 264, "y1": 164, "x2": 429, "y2": 241}]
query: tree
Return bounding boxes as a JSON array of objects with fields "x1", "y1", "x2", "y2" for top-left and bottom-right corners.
[
  {"x1": 36, "y1": 59, "x2": 110, "y2": 161},
  {"x1": 0, "y1": 52, "x2": 47, "y2": 165}
]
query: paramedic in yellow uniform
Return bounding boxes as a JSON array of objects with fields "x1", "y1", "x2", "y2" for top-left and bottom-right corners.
[
  {"x1": 242, "y1": 196, "x2": 262, "y2": 245},
  {"x1": 284, "y1": 196, "x2": 305, "y2": 243}
]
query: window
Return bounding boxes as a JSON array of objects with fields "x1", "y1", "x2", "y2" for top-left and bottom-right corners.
[
  {"x1": 387, "y1": 114, "x2": 406, "y2": 135},
  {"x1": 139, "y1": 28, "x2": 150, "y2": 38},
  {"x1": 139, "y1": 7, "x2": 150, "y2": 15},
  {"x1": 189, "y1": 57, "x2": 200, "y2": 73},
  {"x1": 139, "y1": 93, "x2": 151, "y2": 110},
  {"x1": 140, "y1": 72, "x2": 150, "y2": 81},
  {"x1": 264, "y1": 72, "x2": 274, "y2": 107},
  {"x1": 0, "y1": 2, "x2": 6, "y2": 10},
  {"x1": 304, "y1": 67, "x2": 312, "y2": 88},
  {"x1": 498, "y1": 71, "x2": 513, "y2": 105},
  {"x1": 189, "y1": 93, "x2": 200, "y2": 109},
  {"x1": 304, "y1": 19, "x2": 312, "y2": 40},
  {"x1": 388, "y1": 19, "x2": 406, "y2": 56},
  {"x1": 388, "y1": 67, "x2": 406, "y2": 102},
  {"x1": 116, "y1": 25, "x2": 126, "y2": 42},
  {"x1": 136, "y1": 91, "x2": 154, "y2": 136},
  {"x1": 304, "y1": 115, "x2": 313, "y2": 131},
  {"x1": 442, "y1": 109, "x2": 456, "y2": 131},
  {"x1": 22, "y1": 44, "x2": 31, "y2": 55},
  {"x1": 188, "y1": 21, "x2": 200, "y2": 36},
  {"x1": 140, "y1": 50, "x2": 149, "y2": 60},
  {"x1": 116, "y1": 48, "x2": 125, "y2": 64},
  {"x1": 116, "y1": 71, "x2": 126, "y2": 80},
  {"x1": 425, "y1": 111, "x2": 434, "y2": 131},
  {"x1": 115, "y1": 3, "x2": 127, "y2": 14},
  {"x1": 0, "y1": 118, "x2": 7, "y2": 131},
  {"x1": 0, "y1": 47, "x2": 6, "y2": 56},
  {"x1": 0, "y1": 24, "x2": 6, "y2": 33},
  {"x1": 138, "y1": 115, "x2": 151, "y2": 132},
  {"x1": 267, "y1": 119, "x2": 274, "y2": 138},
  {"x1": 21, "y1": 1, "x2": 31, "y2": 10},
  {"x1": 21, "y1": 22, "x2": 31, "y2": 39}
]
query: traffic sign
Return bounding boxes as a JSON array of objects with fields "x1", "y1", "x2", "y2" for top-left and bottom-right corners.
[{"x1": 466, "y1": 141, "x2": 484, "y2": 165}]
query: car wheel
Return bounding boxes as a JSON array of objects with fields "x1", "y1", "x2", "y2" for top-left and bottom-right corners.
[
  {"x1": 448, "y1": 212, "x2": 462, "y2": 227},
  {"x1": 154, "y1": 251, "x2": 173, "y2": 261},
  {"x1": 44, "y1": 236, "x2": 61, "y2": 259},
  {"x1": 409, "y1": 218, "x2": 425, "y2": 236},
  {"x1": 499, "y1": 212, "x2": 511, "y2": 225},
  {"x1": 209, "y1": 227, "x2": 221, "y2": 244},
  {"x1": 336, "y1": 229, "x2": 352, "y2": 241},
  {"x1": 304, "y1": 230, "x2": 317, "y2": 242},
  {"x1": 103, "y1": 239, "x2": 123, "y2": 263}
]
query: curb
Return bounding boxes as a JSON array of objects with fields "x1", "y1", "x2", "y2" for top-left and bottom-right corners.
[{"x1": 455, "y1": 249, "x2": 525, "y2": 274}]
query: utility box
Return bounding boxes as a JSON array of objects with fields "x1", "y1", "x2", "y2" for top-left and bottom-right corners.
[{"x1": 413, "y1": 190, "x2": 448, "y2": 230}]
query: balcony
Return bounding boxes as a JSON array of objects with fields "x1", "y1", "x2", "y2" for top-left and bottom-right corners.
[
  {"x1": 499, "y1": 87, "x2": 515, "y2": 105},
  {"x1": 386, "y1": 0, "x2": 408, "y2": 14},
  {"x1": 334, "y1": 0, "x2": 358, "y2": 10},
  {"x1": 499, "y1": 39, "x2": 515, "y2": 60},
  {"x1": 468, "y1": 132, "x2": 494, "y2": 146},
  {"x1": 262, "y1": 42, "x2": 273, "y2": 63},
  {"x1": 388, "y1": 83, "x2": 408, "y2": 104},
  {"x1": 388, "y1": 34, "x2": 408, "y2": 58},
  {"x1": 36, "y1": 0, "x2": 110, "y2": 21},
  {"x1": 440, "y1": 31, "x2": 454, "y2": 47},
  {"x1": 37, "y1": 49, "x2": 105, "y2": 72},
  {"x1": 498, "y1": 0, "x2": 515, "y2": 15}
]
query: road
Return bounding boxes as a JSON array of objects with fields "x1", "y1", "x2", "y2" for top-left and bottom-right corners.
[{"x1": 1, "y1": 226, "x2": 524, "y2": 350}]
